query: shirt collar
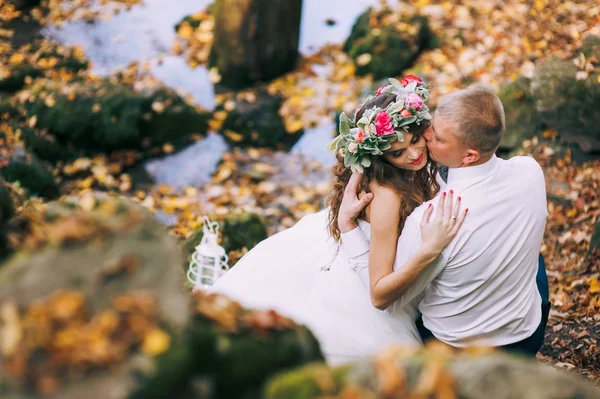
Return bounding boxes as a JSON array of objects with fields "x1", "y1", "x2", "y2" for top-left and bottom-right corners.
[{"x1": 447, "y1": 155, "x2": 499, "y2": 184}]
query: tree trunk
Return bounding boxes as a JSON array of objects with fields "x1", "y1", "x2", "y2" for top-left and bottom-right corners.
[{"x1": 210, "y1": 0, "x2": 303, "y2": 89}]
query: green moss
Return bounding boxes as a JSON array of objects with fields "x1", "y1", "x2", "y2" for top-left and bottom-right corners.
[
  {"x1": 0, "y1": 153, "x2": 59, "y2": 199},
  {"x1": 217, "y1": 90, "x2": 290, "y2": 148},
  {"x1": 221, "y1": 210, "x2": 268, "y2": 252},
  {"x1": 264, "y1": 362, "x2": 351, "y2": 399},
  {"x1": 531, "y1": 57, "x2": 600, "y2": 140},
  {"x1": 344, "y1": 10, "x2": 433, "y2": 78},
  {"x1": 18, "y1": 78, "x2": 210, "y2": 160},
  {"x1": 498, "y1": 76, "x2": 540, "y2": 149},
  {"x1": 575, "y1": 35, "x2": 600, "y2": 59},
  {"x1": 0, "y1": 42, "x2": 89, "y2": 93},
  {"x1": 181, "y1": 210, "x2": 267, "y2": 270}
]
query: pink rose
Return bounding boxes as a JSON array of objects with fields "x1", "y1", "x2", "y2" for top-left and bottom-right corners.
[
  {"x1": 400, "y1": 109, "x2": 412, "y2": 118},
  {"x1": 400, "y1": 78, "x2": 409, "y2": 86},
  {"x1": 404, "y1": 93, "x2": 423, "y2": 110},
  {"x1": 404, "y1": 74, "x2": 423, "y2": 83},
  {"x1": 355, "y1": 129, "x2": 365, "y2": 143},
  {"x1": 375, "y1": 111, "x2": 394, "y2": 136},
  {"x1": 376, "y1": 84, "x2": 390, "y2": 95},
  {"x1": 348, "y1": 142, "x2": 358, "y2": 154}
]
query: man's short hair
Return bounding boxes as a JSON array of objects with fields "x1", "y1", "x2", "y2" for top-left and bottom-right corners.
[{"x1": 437, "y1": 87, "x2": 506, "y2": 154}]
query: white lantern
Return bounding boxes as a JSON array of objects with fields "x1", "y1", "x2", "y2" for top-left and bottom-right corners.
[{"x1": 187, "y1": 217, "x2": 230, "y2": 291}]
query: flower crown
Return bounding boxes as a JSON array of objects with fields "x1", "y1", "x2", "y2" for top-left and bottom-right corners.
[{"x1": 327, "y1": 75, "x2": 432, "y2": 172}]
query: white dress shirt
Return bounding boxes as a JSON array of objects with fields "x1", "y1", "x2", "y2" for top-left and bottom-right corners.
[{"x1": 341, "y1": 155, "x2": 548, "y2": 347}]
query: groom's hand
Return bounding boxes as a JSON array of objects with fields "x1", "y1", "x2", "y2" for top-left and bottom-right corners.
[{"x1": 338, "y1": 172, "x2": 374, "y2": 233}]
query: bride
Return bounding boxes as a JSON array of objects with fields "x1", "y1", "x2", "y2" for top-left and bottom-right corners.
[{"x1": 209, "y1": 76, "x2": 466, "y2": 365}]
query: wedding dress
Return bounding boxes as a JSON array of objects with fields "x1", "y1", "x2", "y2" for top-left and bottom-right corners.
[{"x1": 208, "y1": 209, "x2": 422, "y2": 365}]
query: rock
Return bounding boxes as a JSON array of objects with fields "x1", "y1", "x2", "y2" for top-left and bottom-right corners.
[
  {"x1": 221, "y1": 210, "x2": 268, "y2": 252},
  {"x1": 576, "y1": 35, "x2": 600, "y2": 59},
  {"x1": 0, "y1": 180, "x2": 15, "y2": 260},
  {"x1": 343, "y1": 9, "x2": 433, "y2": 78},
  {"x1": 0, "y1": 41, "x2": 89, "y2": 93},
  {"x1": 0, "y1": 192, "x2": 191, "y2": 398},
  {"x1": 498, "y1": 77, "x2": 541, "y2": 150},
  {"x1": 7, "y1": 0, "x2": 41, "y2": 10},
  {"x1": 264, "y1": 345, "x2": 600, "y2": 399},
  {"x1": 14, "y1": 78, "x2": 211, "y2": 160},
  {"x1": 0, "y1": 149, "x2": 60, "y2": 199},
  {"x1": 131, "y1": 292, "x2": 324, "y2": 399},
  {"x1": 531, "y1": 57, "x2": 600, "y2": 142},
  {"x1": 590, "y1": 221, "x2": 600, "y2": 256},
  {"x1": 217, "y1": 90, "x2": 298, "y2": 148},
  {"x1": 18, "y1": 126, "x2": 78, "y2": 163}
]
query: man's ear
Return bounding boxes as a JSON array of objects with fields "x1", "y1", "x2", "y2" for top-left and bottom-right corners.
[{"x1": 461, "y1": 149, "x2": 480, "y2": 166}]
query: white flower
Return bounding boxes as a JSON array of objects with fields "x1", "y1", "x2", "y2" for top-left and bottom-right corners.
[{"x1": 348, "y1": 142, "x2": 359, "y2": 154}]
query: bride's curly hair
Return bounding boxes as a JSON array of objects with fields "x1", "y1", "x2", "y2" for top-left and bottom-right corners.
[{"x1": 326, "y1": 93, "x2": 440, "y2": 241}]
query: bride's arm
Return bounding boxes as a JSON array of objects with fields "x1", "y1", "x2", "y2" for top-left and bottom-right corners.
[{"x1": 351, "y1": 187, "x2": 465, "y2": 311}]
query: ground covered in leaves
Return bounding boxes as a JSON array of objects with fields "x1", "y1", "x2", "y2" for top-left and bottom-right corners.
[{"x1": 1, "y1": 0, "x2": 599, "y2": 385}]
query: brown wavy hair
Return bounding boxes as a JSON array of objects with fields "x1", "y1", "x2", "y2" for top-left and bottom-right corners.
[{"x1": 327, "y1": 93, "x2": 440, "y2": 241}]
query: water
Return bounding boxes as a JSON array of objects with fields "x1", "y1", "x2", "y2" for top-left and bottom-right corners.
[
  {"x1": 144, "y1": 132, "x2": 228, "y2": 189},
  {"x1": 43, "y1": 0, "x2": 379, "y2": 189}
]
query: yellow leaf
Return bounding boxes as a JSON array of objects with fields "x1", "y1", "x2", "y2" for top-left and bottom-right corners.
[
  {"x1": 8, "y1": 53, "x2": 25, "y2": 65},
  {"x1": 142, "y1": 328, "x2": 171, "y2": 356},
  {"x1": 588, "y1": 278, "x2": 600, "y2": 294},
  {"x1": 177, "y1": 22, "x2": 194, "y2": 39},
  {"x1": 151, "y1": 101, "x2": 165, "y2": 113}
]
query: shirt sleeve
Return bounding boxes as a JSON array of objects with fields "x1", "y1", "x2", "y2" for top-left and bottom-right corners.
[
  {"x1": 340, "y1": 226, "x2": 370, "y2": 258},
  {"x1": 385, "y1": 216, "x2": 447, "y2": 313},
  {"x1": 340, "y1": 227, "x2": 371, "y2": 293}
]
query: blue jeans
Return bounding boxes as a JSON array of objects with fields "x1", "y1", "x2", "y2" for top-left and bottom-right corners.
[{"x1": 417, "y1": 254, "x2": 551, "y2": 356}]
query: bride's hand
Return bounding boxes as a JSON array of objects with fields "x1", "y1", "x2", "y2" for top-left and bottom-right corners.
[{"x1": 420, "y1": 190, "x2": 468, "y2": 256}]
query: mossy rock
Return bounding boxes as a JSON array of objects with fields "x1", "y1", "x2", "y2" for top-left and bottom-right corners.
[
  {"x1": 343, "y1": 9, "x2": 433, "y2": 78},
  {"x1": 0, "y1": 181, "x2": 15, "y2": 261},
  {"x1": 0, "y1": 192, "x2": 191, "y2": 398},
  {"x1": 182, "y1": 210, "x2": 268, "y2": 267},
  {"x1": 217, "y1": 90, "x2": 294, "y2": 148},
  {"x1": 0, "y1": 150, "x2": 59, "y2": 199},
  {"x1": 131, "y1": 292, "x2": 324, "y2": 399},
  {"x1": 531, "y1": 57, "x2": 600, "y2": 141},
  {"x1": 590, "y1": 221, "x2": 600, "y2": 256},
  {"x1": 16, "y1": 78, "x2": 210, "y2": 159},
  {"x1": 221, "y1": 210, "x2": 268, "y2": 252},
  {"x1": 576, "y1": 35, "x2": 600, "y2": 60},
  {"x1": 0, "y1": 41, "x2": 89, "y2": 93},
  {"x1": 498, "y1": 76, "x2": 541, "y2": 150},
  {"x1": 7, "y1": 0, "x2": 41, "y2": 10},
  {"x1": 18, "y1": 126, "x2": 78, "y2": 163},
  {"x1": 264, "y1": 346, "x2": 600, "y2": 399}
]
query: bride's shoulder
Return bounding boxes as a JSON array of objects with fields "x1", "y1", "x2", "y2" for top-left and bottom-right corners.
[
  {"x1": 368, "y1": 182, "x2": 403, "y2": 207},
  {"x1": 369, "y1": 181, "x2": 402, "y2": 199}
]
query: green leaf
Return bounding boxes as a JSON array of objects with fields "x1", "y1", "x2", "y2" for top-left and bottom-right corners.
[
  {"x1": 389, "y1": 78, "x2": 404, "y2": 90},
  {"x1": 397, "y1": 116, "x2": 417, "y2": 127},
  {"x1": 360, "y1": 157, "x2": 371, "y2": 167},
  {"x1": 339, "y1": 112, "x2": 353, "y2": 126},
  {"x1": 353, "y1": 163, "x2": 364, "y2": 173},
  {"x1": 326, "y1": 135, "x2": 342, "y2": 151},
  {"x1": 379, "y1": 142, "x2": 392, "y2": 151},
  {"x1": 387, "y1": 101, "x2": 404, "y2": 115}
]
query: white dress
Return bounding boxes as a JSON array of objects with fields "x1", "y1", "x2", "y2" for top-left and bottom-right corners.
[{"x1": 209, "y1": 209, "x2": 422, "y2": 365}]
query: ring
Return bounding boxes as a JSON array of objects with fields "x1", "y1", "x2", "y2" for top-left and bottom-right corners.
[{"x1": 451, "y1": 216, "x2": 457, "y2": 220}]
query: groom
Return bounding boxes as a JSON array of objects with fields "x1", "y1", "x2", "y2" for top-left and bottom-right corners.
[{"x1": 338, "y1": 87, "x2": 551, "y2": 355}]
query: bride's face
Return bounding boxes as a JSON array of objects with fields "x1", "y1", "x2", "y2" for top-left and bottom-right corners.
[{"x1": 382, "y1": 132, "x2": 428, "y2": 171}]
